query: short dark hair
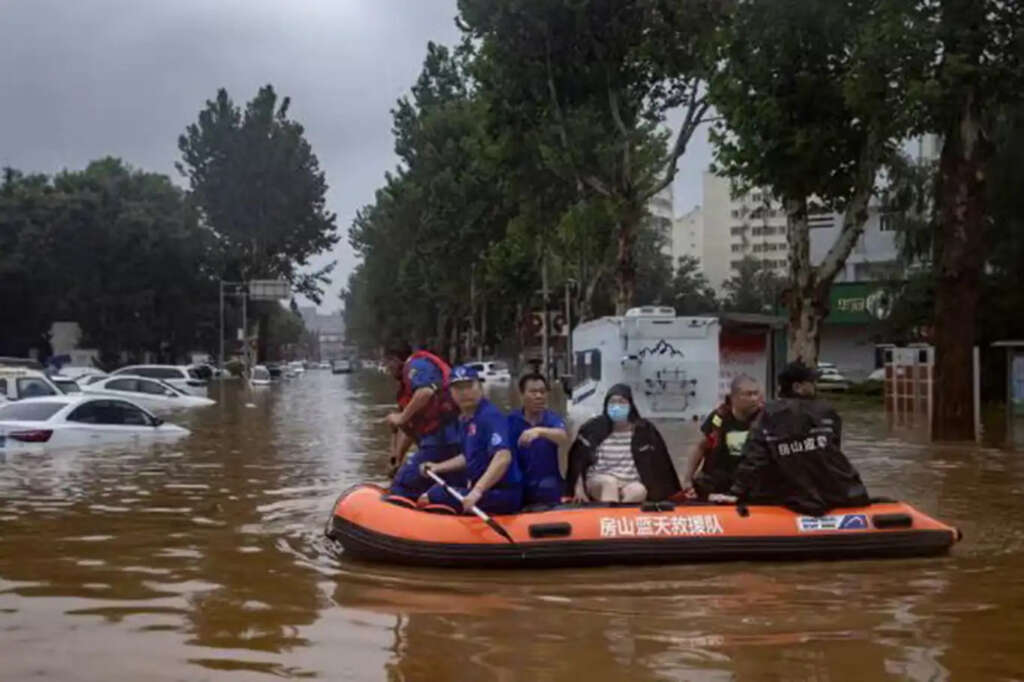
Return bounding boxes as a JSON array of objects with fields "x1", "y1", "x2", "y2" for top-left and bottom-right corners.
[{"x1": 518, "y1": 372, "x2": 549, "y2": 392}]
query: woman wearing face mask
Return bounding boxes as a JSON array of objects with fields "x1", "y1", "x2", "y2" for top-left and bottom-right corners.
[{"x1": 564, "y1": 384, "x2": 682, "y2": 503}]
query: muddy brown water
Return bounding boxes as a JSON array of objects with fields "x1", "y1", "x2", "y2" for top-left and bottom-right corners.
[{"x1": 2, "y1": 371, "x2": 1023, "y2": 681}]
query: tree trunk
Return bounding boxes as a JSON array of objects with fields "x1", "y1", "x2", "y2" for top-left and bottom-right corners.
[
  {"x1": 614, "y1": 218, "x2": 636, "y2": 315},
  {"x1": 931, "y1": 90, "x2": 991, "y2": 441},
  {"x1": 783, "y1": 197, "x2": 826, "y2": 365}
]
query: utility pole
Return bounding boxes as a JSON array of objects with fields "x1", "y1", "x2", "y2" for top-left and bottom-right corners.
[
  {"x1": 218, "y1": 280, "x2": 225, "y2": 371},
  {"x1": 565, "y1": 278, "x2": 574, "y2": 377},
  {"x1": 479, "y1": 302, "x2": 486, "y2": 362},
  {"x1": 241, "y1": 285, "x2": 248, "y2": 374},
  {"x1": 469, "y1": 265, "x2": 477, "y2": 362},
  {"x1": 541, "y1": 250, "x2": 549, "y2": 380}
]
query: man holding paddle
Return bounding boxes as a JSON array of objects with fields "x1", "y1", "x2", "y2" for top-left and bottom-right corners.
[{"x1": 418, "y1": 365, "x2": 524, "y2": 515}]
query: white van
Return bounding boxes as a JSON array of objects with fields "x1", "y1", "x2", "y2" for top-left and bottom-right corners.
[{"x1": 0, "y1": 367, "x2": 62, "y2": 403}]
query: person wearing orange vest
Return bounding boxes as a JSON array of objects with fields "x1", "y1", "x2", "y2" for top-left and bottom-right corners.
[{"x1": 382, "y1": 343, "x2": 462, "y2": 499}]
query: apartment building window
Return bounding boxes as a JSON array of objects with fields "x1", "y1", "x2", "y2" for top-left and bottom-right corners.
[
  {"x1": 752, "y1": 244, "x2": 763, "y2": 253},
  {"x1": 808, "y1": 211, "x2": 834, "y2": 229},
  {"x1": 730, "y1": 260, "x2": 742, "y2": 269},
  {"x1": 731, "y1": 244, "x2": 742, "y2": 253},
  {"x1": 730, "y1": 225, "x2": 746, "y2": 236}
]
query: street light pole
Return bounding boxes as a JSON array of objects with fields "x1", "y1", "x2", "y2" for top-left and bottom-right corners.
[
  {"x1": 218, "y1": 280, "x2": 225, "y2": 371},
  {"x1": 541, "y1": 250, "x2": 549, "y2": 380},
  {"x1": 565, "y1": 278, "x2": 574, "y2": 376},
  {"x1": 241, "y1": 285, "x2": 248, "y2": 373}
]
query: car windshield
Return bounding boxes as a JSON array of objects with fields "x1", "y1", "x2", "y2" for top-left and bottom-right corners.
[
  {"x1": 16, "y1": 377, "x2": 57, "y2": 398},
  {"x1": 253, "y1": 369, "x2": 270, "y2": 380},
  {"x1": 56, "y1": 380, "x2": 81, "y2": 394},
  {"x1": 0, "y1": 402, "x2": 64, "y2": 421},
  {"x1": 489, "y1": 361, "x2": 509, "y2": 371}
]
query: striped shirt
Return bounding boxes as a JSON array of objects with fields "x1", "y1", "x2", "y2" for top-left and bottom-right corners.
[{"x1": 590, "y1": 429, "x2": 639, "y2": 482}]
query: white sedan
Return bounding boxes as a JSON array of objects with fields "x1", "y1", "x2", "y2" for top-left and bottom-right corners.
[
  {"x1": 82, "y1": 375, "x2": 215, "y2": 409},
  {"x1": 0, "y1": 396, "x2": 189, "y2": 452}
]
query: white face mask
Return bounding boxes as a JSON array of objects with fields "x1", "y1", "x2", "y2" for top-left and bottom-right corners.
[{"x1": 606, "y1": 403, "x2": 630, "y2": 423}]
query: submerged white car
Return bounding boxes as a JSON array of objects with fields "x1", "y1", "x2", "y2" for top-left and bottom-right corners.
[
  {"x1": 82, "y1": 375, "x2": 215, "y2": 409},
  {"x1": 816, "y1": 363, "x2": 851, "y2": 391},
  {"x1": 110, "y1": 364, "x2": 208, "y2": 395},
  {"x1": 250, "y1": 365, "x2": 272, "y2": 386},
  {"x1": 466, "y1": 360, "x2": 512, "y2": 384},
  {"x1": 52, "y1": 377, "x2": 82, "y2": 394},
  {"x1": 0, "y1": 396, "x2": 189, "y2": 452},
  {"x1": 0, "y1": 367, "x2": 62, "y2": 402}
]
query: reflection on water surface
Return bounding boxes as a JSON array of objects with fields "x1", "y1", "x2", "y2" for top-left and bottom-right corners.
[{"x1": 2, "y1": 371, "x2": 1022, "y2": 680}]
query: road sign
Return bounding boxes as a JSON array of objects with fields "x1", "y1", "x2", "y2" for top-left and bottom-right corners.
[{"x1": 248, "y1": 279, "x2": 290, "y2": 301}]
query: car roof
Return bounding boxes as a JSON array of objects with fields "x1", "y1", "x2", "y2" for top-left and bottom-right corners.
[
  {"x1": 11, "y1": 394, "x2": 157, "y2": 414},
  {"x1": 99, "y1": 374, "x2": 180, "y2": 387}
]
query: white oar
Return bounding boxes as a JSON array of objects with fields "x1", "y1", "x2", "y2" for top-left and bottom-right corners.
[{"x1": 424, "y1": 469, "x2": 515, "y2": 544}]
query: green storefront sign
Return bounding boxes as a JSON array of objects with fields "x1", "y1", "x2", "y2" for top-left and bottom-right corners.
[{"x1": 827, "y1": 282, "x2": 894, "y2": 325}]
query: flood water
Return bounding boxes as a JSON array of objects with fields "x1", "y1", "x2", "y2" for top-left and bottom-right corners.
[{"x1": 2, "y1": 370, "x2": 1023, "y2": 681}]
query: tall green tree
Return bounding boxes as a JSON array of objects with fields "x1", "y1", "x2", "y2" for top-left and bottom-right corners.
[
  {"x1": 177, "y1": 85, "x2": 339, "y2": 300},
  {"x1": 459, "y1": 0, "x2": 723, "y2": 313},
  {"x1": 721, "y1": 256, "x2": 784, "y2": 314},
  {"x1": 670, "y1": 255, "x2": 719, "y2": 315},
  {"x1": 348, "y1": 44, "x2": 516, "y2": 354},
  {"x1": 709, "y1": 0, "x2": 920, "y2": 363},
  {"x1": 0, "y1": 159, "x2": 218, "y2": 362},
  {"x1": 897, "y1": 0, "x2": 1024, "y2": 440}
]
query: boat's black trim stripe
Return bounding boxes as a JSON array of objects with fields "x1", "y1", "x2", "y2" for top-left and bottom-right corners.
[{"x1": 326, "y1": 516, "x2": 955, "y2": 568}]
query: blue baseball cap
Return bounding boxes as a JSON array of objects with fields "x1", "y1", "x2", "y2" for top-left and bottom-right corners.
[{"x1": 449, "y1": 365, "x2": 480, "y2": 384}]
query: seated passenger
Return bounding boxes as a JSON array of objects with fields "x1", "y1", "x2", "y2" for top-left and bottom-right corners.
[
  {"x1": 717, "y1": 361, "x2": 871, "y2": 516},
  {"x1": 682, "y1": 374, "x2": 762, "y2": 498},
  {"x1": 565, "y1": 384, "x2": 681, "y2": 503},
  {"x1": 508, "y1": 373, "x2": 568, "y2": 507},
  {"x1": 419, "y1": 365, "x2": 523, "y2": 515}
]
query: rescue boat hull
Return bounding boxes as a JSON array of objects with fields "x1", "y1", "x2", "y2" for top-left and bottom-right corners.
[{"x1": 325, "y1": 484, "x2": 960, "y2": 568}]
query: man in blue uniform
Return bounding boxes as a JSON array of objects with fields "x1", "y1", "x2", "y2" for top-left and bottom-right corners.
[
  {"x1": 419, "y1": 365, "x2": 523, "y2": 515},
  {"x1": 383, "y1": 344, "x2": 462, "y2": 499},
  {"x1": 508, "y1": 373, "x2": 568, "y2": 506}
]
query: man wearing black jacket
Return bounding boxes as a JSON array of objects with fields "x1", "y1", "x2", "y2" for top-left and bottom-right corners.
[{"x1": 710, "y1": 361, "x2": 870, "y2": 516}]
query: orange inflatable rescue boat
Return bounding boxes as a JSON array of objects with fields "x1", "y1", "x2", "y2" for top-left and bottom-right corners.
[{"x1": 325, "y1": 484, "x2": 961, "y2": 568}]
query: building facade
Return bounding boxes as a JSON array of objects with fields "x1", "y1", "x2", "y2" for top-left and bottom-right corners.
[
  {"x1": 298, "y1": 306, "x2": 346, "y2": 362},
  {"x1": 668, "y1": 206, "x2": 703, "y2": 266}
]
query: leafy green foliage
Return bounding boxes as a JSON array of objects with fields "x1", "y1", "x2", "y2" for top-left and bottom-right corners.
[
  {"x1": 177, "y1": 85, "x2": 339, "y2": 301},
  {"x1": 0, "y1": 159, "x2": 218, "y2": 362},
  {"x1": 670, "y1": 256, "x2": 719, "y2": 315},
  {"x1": 459, "y1": 0, "x2": 722, "y2": 311},
  {"x1": 721, "y1": 257, "x2": 783, "y2": 314}
]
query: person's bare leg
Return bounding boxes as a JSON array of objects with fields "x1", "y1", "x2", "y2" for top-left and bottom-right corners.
[
  {"x1": 586, "y1": 473, "x2": 619, "y2": 502},
  {"x1": 621, "y1": 481, "x2": 647, "y2": 503}
]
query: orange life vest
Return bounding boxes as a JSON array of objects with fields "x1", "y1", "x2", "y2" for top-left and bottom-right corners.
[{"x1": 396, "y1": 350, "x2": 458, "y2": 438}]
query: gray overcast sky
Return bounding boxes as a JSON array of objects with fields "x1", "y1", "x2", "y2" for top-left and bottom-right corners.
[{"x1": 0, "y1": 0, "x2": 712, "y2": 311}]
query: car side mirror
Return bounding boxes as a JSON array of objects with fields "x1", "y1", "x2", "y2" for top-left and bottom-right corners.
[
  {"x1": 165, "y1": 390, "x2": 176, "y2": 397},
  {"x1": 152, "y1": 417, "x2": 164, "y2": 427}
]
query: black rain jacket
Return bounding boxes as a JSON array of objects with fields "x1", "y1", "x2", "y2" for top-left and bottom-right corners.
[
  {"x1": 730, "y1": 396, "x2": 870, "y2": 516},
  {"x1": 565, "y1": 416, "x2": 682, "y2": 502}
]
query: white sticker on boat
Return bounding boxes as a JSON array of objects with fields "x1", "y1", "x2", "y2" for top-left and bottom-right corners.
[
  {"x1": 599, "y1": 514, "x2": 724, "y2": 538},
  {"x1": 797, "y1": 513, "x2": 869, "y2": 532}
]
